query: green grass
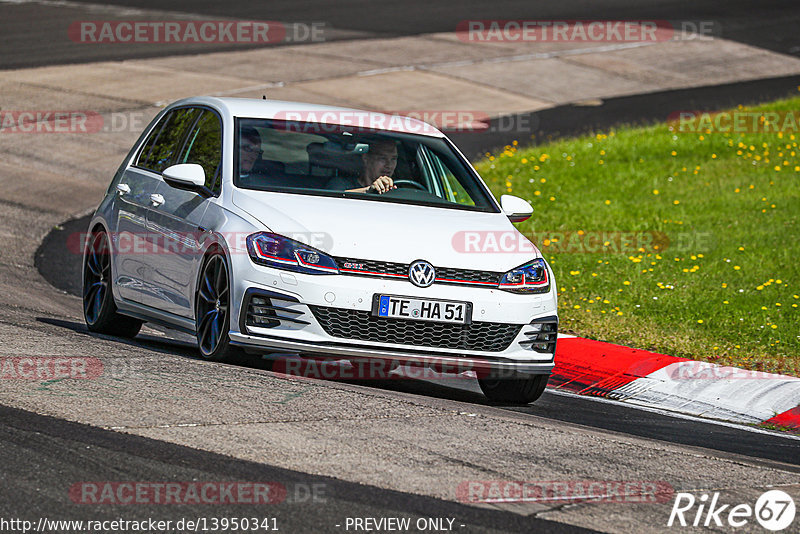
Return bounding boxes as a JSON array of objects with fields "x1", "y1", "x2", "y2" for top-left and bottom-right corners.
[{"x1": 475, "y1": 95, "x2": 800, "y2": 376}]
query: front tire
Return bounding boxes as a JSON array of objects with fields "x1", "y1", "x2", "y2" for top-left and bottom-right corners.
[
  {"x1": 82, "y1": 230, "x2": 142, "y2": 338},
  {"x1": 195, "y1": 251, "x2": 241, "y2": 362},
  {"x1": 478, "y1": 374, "x2": 549, "y2": 404}
]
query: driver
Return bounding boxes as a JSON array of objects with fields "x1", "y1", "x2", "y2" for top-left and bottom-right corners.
[{"x1": 328, "y1": 139, "x2": 398, "y2": 194}]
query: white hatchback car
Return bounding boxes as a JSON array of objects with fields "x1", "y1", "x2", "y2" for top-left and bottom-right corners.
[{"x1": 83, "y1": 97, "x2": 558, "y2": 403}]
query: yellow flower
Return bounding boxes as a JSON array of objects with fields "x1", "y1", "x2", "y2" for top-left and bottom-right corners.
[
  {"x1": 771, "y1": 324, "x2": 778, "y2": 329},
  {"x1": 653, "y1": 189, "x2": 659, "y2": 195},
  {"x1": 671, "y1": 151, "x2": 677, "y2": 156},
  {"x1": 697, "y1": 319, "x2": 704, "y2": 324},
  {"x1": 733, "y1": 266, "x2": 741, "y2": 270},
  {"x1": 604, "y1": 199, "x2": 611, "y2": 205},
  {"x1": 623, "y1": 281, "x2": 631, "y2": 286}
]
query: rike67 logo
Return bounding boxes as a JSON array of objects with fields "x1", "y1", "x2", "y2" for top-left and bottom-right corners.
[{"x1": 668, "y1": 490, "x2": 795, "y2": 531}]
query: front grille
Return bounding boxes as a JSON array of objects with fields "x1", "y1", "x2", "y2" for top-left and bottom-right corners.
[
  {"x1": 309, "y1": 306, "x2": 521, "y2": 352},
  {"x1": 333, "y1": 256, "x2": 502, "y2": 287},
  {"x1": 436, "y1": 266, "x2": 501, "y2": 285},
  {"x1": 336, "y1": 258, "x2": 407, "y2": 277}
]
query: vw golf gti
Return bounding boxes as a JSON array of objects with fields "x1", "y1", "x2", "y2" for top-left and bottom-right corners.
[{"x1": 82, "y1": 97, "x2": 558, "y2": 403}]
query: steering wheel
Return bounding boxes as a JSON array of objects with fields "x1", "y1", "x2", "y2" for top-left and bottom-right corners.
[{"x1": 391, "y1": 179, "x2": 426, "y2": 191}]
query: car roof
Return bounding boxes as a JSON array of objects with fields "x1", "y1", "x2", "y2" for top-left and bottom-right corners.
[{"x1": 168, "y1": 96, "x2": 447, "y2": 138}]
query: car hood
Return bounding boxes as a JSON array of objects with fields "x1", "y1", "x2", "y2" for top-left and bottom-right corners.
[{"x1": 232, "y1": 189, "x2": 541, "y2": 272}]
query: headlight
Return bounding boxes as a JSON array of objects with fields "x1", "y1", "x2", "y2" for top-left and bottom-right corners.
[
  {"x1": 498, "y1": 258, "x2": 550, "y2": 294},
  {"x1": 246, "y1": 232, "x2": 339, "y2": 275}
]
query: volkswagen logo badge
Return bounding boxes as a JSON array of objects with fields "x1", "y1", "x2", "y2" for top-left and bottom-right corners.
[{"x1": 408, "y1": 260, "x2": 435, "y2": 288}]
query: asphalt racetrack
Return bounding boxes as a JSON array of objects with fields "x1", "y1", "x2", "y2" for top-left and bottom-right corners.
[{"x1": 3, "y1": 1, "x2": 800, "y2": 533}]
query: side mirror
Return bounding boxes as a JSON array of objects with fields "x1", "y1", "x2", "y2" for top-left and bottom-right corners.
[
  {"x1": 500, "y1": 194, "x2": 533, "y2": 223},
  {"x1": 162, "y1": 164, "x2": 206, "y2": 190}
]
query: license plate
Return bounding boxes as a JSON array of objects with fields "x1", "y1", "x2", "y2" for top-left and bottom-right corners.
[{"x1": 372, "y1": 295, "x2": 471, "y2": 324}]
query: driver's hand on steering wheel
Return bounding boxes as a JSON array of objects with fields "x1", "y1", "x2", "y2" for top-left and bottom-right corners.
[{"x1": 367, "y1": 176, "x2": 396, "y2": 194}]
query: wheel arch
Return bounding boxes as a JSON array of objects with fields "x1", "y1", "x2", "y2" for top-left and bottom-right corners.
[{"x1": 193, "y1": 236, "x2": 233, "y2": 325}]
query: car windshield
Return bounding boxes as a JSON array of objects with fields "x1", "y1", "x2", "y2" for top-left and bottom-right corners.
[{"x1": 234, "y1": 118, "x2": 498, "y2": 212}]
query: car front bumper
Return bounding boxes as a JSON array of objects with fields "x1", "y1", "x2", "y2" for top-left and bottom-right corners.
[{"x1": 228, "y1": 260, "x2": 558, "y2": 378}]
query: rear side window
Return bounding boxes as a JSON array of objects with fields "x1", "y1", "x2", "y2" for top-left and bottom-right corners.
[
  {"x1": 136, "y1": 108, "x2": 199, "y2": 173},
  {"x1": 179, "y1": 109, "x2": 223, "y2": 193}
]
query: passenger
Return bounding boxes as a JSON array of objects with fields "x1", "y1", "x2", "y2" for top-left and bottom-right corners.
[
  {"x1": 239, "y1": 127, "x2": 264, "y2": 178},
  {"x1": 328, "y1": 139, "x2": 398, "y2": 194}
]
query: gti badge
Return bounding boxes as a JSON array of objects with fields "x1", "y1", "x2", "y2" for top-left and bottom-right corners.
[{"x1": 408, "y1": 260, "x2": 435, "y2": 288}]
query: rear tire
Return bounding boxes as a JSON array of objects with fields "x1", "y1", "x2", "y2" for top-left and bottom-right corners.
[
  {"x1": 195, "y1": 251, "x2": 243, "y2": 362},
  {"x1": 478, "y1": 374, "x2": 549, "y2": 404},
  {"x1": 82, "y1": 230, "x2": 142, "y2": 338}
]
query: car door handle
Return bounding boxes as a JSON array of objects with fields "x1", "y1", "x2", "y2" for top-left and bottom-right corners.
[
  {"x1": 149, "y1": 194, "x2": 165, "y2": 206},
  {"x1": 116, "y1": 183, "x2": 131, "y2": 195}
]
